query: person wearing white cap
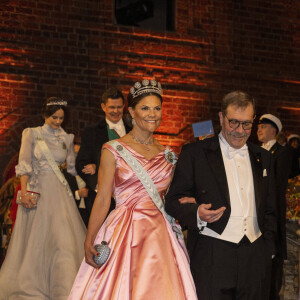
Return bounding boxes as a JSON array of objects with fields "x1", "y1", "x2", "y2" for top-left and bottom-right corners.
[
  {"x1": 257, "y1": 114, "x2": 292, "y2": 300},
  {"x1": 287, "y1": 134, "x2": 300, "y2": 149},
  {"x1": 257, "y1": 114, "x2": 282, "y2": 150}
]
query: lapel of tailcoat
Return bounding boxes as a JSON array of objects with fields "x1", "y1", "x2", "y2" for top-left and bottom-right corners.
[
  {"x1": 247, "y1": 142, "x2": 263, "y2": 210},
  {"x1": 204, "y1": 136, "x2": 231, "y2": 208}
]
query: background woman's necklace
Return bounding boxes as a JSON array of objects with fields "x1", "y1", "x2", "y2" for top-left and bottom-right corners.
[{"x1": 129, "y1": 131, "x2": 153, "y2": 151}]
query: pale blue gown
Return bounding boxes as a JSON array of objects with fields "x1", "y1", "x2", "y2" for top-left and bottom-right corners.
[{"x1": 0, "y1": 124, "x2": 86, "y2": 299}]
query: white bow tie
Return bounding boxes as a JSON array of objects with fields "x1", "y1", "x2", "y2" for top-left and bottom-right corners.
[{"x1": 227, "y1": 145, "x2": 248, "y2": 159}]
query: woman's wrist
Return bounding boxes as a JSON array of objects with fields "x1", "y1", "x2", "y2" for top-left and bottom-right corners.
[
  {"x1": 21, "y1": 191, "x2": 28, "y2": 197},
  {"x1": 85, "y1": 234, "x2": 95, "y2": 246},
  {"x1": 85, "y1": 237, "x2": 93, "y2": 245}
]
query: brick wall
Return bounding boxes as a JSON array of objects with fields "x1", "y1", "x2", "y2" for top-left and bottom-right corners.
[{"x1": 0, "y1": 0, "x2": 299, "y2": 182}]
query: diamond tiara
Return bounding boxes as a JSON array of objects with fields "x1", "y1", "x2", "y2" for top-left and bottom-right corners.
[
  {"x1": 46, "y1": 100, "x2": 68, "y2": 106},
  {"x1": 130, "y1": 79, "x2": 162, "y2": 99}
]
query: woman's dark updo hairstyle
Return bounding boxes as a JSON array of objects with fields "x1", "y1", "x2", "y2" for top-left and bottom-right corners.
[{"x1": 42, "y1": 97, "x2": 67, "y2": 119}]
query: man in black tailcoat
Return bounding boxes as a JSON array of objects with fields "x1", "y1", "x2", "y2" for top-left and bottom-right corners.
[
  {"x1": 76, "y1": 87, "x2": 131, "y2": 223},
  {"x1": 63, "y1": 169, "x2": 90, "y2": 227},
  {"x1": 257, "y1": 114, "x2": 292, "y2": 300},
  {"x1": 287, "y1": 134, "x2": 300, "y2": 178},
  {"x1": 165, "y1": 91, "x2": 277, "y2": 300}
]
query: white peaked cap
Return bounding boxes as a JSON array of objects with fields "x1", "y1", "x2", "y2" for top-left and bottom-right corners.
[
  {"x1": 287, "y1": 134, "x2": 300, "y2": 142},
  {"x1": 259, "y1": 114, "x2": 282, "y2": 132}
]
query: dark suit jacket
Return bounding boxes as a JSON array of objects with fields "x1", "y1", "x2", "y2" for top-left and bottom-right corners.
[
  {"x1": 287, "y1": 144, "x2": 300, "y2": 178},
  {"x1": 62, "y1": 169, "x2": 89, "y2": 227},
  {"x1": 165, "y1": 135, "x2": 277, "y2": 259},
  {"x1": 76, "y1": 118, "x2": 110, "y2": 191},
  {"x1": 269, "y1": 142, "x2": 292, "y2": 259}
]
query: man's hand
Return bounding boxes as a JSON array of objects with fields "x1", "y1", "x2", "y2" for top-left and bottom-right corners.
[
  {"x1": 198, "y1": 204, "x2": 226, "y2": 223},
  {"x1": 82, "y1": 164, "x2": 96, "y2": 175},
  {"x1": 78, "y1": 187, "x2": 89, "y2": 198}
]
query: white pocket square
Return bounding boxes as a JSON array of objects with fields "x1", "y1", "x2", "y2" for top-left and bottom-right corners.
[{"x1": 263, "y1": 169, "x2": 267, "y2": 177}]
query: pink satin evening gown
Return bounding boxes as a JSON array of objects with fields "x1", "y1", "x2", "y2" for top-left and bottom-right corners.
[{"x1": 68, "y1": 141, "x2": 197, "y2": 300}]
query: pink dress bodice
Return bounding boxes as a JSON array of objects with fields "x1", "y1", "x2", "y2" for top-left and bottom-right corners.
[{"x1": 112, "y1": 141, "x2": 173, "y2": 208}]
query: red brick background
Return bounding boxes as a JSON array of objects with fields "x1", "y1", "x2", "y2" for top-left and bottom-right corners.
[{"x1": 0, "y1": 0, "x2": 299, "y2": 182}]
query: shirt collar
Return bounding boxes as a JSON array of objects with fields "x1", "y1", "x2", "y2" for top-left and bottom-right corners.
[
  {"x1": 219, "y1": 132, "x2": 248, "y2": 159},
  {"x1": 262, "y1": 139, "x2": 276, "y2": 151},
  {"x1": 105, "y1": 118, "x2": 124, "y2": 129},
  {"x1": 42, "y1": 123, "x2": 66, "y2": 137}
]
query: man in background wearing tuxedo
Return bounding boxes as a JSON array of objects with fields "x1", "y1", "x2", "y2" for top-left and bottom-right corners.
[
  {"x1": 165, "y1": 91, "x2": 276, "y2": 300},
  {"x1": 76, "y1": 87, "x2": 131, "y2": 223},
  {"x1": 257, "y1": 114, "x2": 292, "y2": 300}
]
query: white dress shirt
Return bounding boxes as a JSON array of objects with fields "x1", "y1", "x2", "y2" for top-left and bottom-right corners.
[
  {"x1": 75, "y1": 175, "x2": 86, "y2": 208},
  {"x1": 197, "y1": 133, "x2": 262, "y2": 243},
  {"x1": 106, "y1": 118, "x2": 126, "y2": 137},
  {"x1": 261, "y1": 139, "x2": 276, "y2": 151}
]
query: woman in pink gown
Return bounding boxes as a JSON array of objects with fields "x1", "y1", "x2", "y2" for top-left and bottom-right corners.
[{"x1": 69, "y1": 80, "x2": 197, "y2": 300}]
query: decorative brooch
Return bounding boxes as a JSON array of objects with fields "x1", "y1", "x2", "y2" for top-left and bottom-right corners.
[
  {"x1": 116, "y1": 145, "x2": 123, "y2": 152},
  {"x1": 164, "y1": 149, "x2": 177, "y2": 165}
]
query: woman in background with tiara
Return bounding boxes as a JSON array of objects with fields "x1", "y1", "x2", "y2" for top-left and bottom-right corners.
[
  {"x1": 69, "y1": 80, "x2": 197, "y2": 299},
  {"x1": 0, "y1": 97, "x2": 86, "y2": 299}
]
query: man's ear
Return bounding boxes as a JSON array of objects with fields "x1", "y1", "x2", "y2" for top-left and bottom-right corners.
[
  {"x1": 218, "y1": 111, "x2": 223, "y2": 126},
  {"x1": 101, "y1": 102, "x2": 106, "y2": 112}
]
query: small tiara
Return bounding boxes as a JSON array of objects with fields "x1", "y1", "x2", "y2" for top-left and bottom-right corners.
[
  {"x1": 130, "y1": 79, "x2": 162, "y2": 99},
  {"x1": 46, "y1": 100, "x2": 68, "y2": 106}
]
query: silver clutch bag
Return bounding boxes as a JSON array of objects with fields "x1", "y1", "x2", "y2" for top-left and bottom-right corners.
[
  {"x1": 16, "y1": 190, "x2": 40, "y2": 206},
  {"x1": 93, "y1": 241, "x2": 111, "y2": 266}
]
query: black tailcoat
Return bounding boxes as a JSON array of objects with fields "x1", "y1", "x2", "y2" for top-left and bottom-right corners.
[
  {"x1": 63, "y1": 169, "x2": 90, "y2": 227},
  {"x1": 269, "y1": 142, "x2": 292, "y2": 258}
]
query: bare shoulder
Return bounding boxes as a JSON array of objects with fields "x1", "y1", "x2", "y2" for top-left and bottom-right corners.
[{"x1": 101, "y1": 148, "x2": 116, "y2": 165}]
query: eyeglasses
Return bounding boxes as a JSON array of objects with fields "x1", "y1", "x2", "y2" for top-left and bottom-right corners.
[{"x1": 224, "y1": 114, "x2": 254, "y2": 130}]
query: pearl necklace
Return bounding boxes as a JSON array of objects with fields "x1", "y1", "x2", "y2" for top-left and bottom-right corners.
[{"x1": 129, "y1": 131, "x2": 153, "y2": 151}]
